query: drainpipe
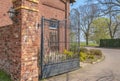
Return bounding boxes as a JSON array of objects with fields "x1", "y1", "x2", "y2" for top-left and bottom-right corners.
[
  {"x1": 65, "y1": 0, "x2": 68, "y2": 49},
  {"x1": 62, "y1": 0, "x2": 69, "y2": 50}
]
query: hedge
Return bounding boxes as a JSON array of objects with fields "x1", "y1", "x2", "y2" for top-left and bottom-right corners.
[{"x1": 100, "y1": 39, "x2": 120, "y2": 48}]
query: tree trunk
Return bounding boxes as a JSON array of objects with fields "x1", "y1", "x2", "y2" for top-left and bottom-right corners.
[
  {"x1": 109, "y1": 31, "x2": 114, "y2": 39},
  {"x1": 86, "y1": 36, "x2": 89, "y2": 46}
]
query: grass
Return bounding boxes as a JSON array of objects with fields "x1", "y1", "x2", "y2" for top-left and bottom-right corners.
[
  {"x1": 80, "y1": 42, "x2": 98, "y2": 47},
  {"x1": 0, "y1": 70, "x2": 12, "y2": 81}
]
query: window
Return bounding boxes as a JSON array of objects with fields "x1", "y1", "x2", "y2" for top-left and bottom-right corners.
[
  {"x1": 49, "y1": 19, "x2": 58, "y2": 29},
  {"x1": 49, "y1": 32, "x2": 59, "y2": 51}
]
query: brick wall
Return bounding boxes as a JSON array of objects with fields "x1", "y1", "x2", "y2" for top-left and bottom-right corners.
[
  {"x1": 41, "y1": 0, "x2": 65, "y2": 20},
  {"x1": 0, "y1": 25, "x2": 21, "y2": 80},
  {"x1": 0, "y1": 0, "x2": 13, "y2": 27}
]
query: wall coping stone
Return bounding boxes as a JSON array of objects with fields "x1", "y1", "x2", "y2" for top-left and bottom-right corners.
[
  {"x1": 12, "y1": 0, "x2": 39, "y2": 4},
  {"x1": 15, "y1": 6, "x2": 39, "y2": 12}
]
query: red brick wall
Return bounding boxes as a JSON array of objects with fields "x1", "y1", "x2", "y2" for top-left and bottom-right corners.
[
  {"x1": 0, "y1": 25, "x2": 21, "y2": 80},
  {"x1": 0, "y1": 0, "x2": 70, "y2": 28},
  {"x1": 40, "y1": 0, "x2": 70, "y2": 52},
  {"x1": 0, "y1": 0, "x2": 13, "y2": 27},
  {"x1": 41, "y1": 0, "x2": 66, "y2": 20}
]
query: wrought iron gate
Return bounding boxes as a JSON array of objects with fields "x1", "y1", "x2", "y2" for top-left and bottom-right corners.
[{"x1": 40, "y1": 17, "x2": 80, "y2": 79}]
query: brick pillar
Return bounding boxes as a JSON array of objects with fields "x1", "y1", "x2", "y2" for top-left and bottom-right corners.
[{"x1": 13, "y1": 0, "x2": 40, "y2": 81}]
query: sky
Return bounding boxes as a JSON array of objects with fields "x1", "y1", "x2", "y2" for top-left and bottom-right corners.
[
  {"x1": 70, "y1": 0, "x2": 85, "y2": 9},
  {"x1": 70, "y1": 0, "x2": 86, "y2": 42}
]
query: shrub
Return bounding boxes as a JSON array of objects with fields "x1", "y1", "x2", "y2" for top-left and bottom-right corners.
[
  {"x1": 89, "y1": 49, "x2": 102, "y2": 56},
  {"x1": 64, "y1": 49, "x2": 73, "y2": 57},
  {"x1": 80, "y1": 47, "x2": 88, "y2": 53},
  {"x1": 80, "y1": 52, "x2": 87, "y2": 62},
  {"x1": 87, "y1": 54, "x2": 95, "y2": 59}
]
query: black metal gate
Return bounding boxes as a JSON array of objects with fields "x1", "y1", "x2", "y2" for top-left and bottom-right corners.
[{"x1": 40, "y1": 17, "x2": 80, "y2": 79}]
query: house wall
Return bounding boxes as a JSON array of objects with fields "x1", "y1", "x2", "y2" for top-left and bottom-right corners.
[
  {"x1": 0, "y1": 0, "x2": 69, "y2": 26},
  {"x1": 0, "y1": 0, "x2": 70, "y2": 81},
  {"x1": 0, "y1": 0, "x2": 21, "y2": 81},
  {"x1": 40, "y1": 0, "x2": 70, "y2": 52},
  {"x1": 41, "y1": 0, "x2": 65, "y2": 20},
  {"x1": 0, "y1": 0, "x2": 13, "y2": 27},
  {"x1": 0, "y1": 25, "x2": 21, "y2": 81}
]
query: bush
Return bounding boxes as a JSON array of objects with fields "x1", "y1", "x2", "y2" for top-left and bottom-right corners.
[
  {"x1": 80, "y1": 47, "x2": 88, "y2": 53},
  {"x1": 89, "y1": 49, "x2": 102, "y2": 56},
  {"x1": 80, "y1": 52, "x2": 87, "y2": 62},
  {"x1": 87, "y1": 54, "x2": 95, "y2": 59},
  {"x1": 64, "y1": 49, "x2": 73, "y2": 57},
  {"x1": 79, "y1": 48, "x2": 103, "y2": 63}
]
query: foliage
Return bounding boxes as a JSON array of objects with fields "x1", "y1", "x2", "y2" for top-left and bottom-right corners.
[
  {"x1": 100, "y1": 39, "x2": 120, "y2": 48},
  {"x1": 87, "y1": 54, "x2": 95, "y2": 59},
  {"x1": 63, "y1": 47, "x2": 103, "y2": 63},
  {"x1": 71, "y1": 0, "x2": 120, "y2": 44},
  {"x1": 90, "y1": 17, "x2": 110, "y2": 44},
  {"x1": 80, "y1": 52, "x2": 87, "y2": 62},
  {"x1": 80, "y1": 47, "x2": 88, "y2": 53},
  {"x1": 89, "y1": 49, "x2": 102, "y2": 56},
  {"x1": 79, "y1": 48, "x2": 103, "y2": 62},
  {"x1": 98, "y1": 0, "x2": 120, "y2": 39},
  {"x1": 106, "y1": 13, "x2": 120, "y2": 39},
  {"x1": 71, "y1": 1, "x2": 100, "y2": 45},
  {"x1": 0, "y1": 70, "x2": 12, "y2": 81},
  {"x1": 64, "y1": 49, "x2": 74, "y2": 57}
]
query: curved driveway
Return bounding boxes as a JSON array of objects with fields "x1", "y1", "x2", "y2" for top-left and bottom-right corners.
[{"x1": 45, "y1": 48, "x2": 120, "y2": 81}]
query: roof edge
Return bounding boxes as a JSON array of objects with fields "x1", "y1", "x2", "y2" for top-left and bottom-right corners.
[
  {"x1": 61, "y1": 0, "x2": 76, "y2": 3},
  {"x1": 70, "y1": 0, "x2": 76, "y2": 3}
]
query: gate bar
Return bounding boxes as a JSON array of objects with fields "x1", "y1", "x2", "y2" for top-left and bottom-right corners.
[{"x1": 40, "y1": 16, "x2": 44, "y2": 79}]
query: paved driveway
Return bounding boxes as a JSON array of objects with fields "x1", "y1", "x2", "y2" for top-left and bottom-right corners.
[{"x1": 44, "y1": 48, "x2": 120, "y2": 81}]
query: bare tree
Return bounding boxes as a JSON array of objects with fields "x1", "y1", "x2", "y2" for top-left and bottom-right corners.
[
  {"x1": 98, "y1": 0, "x2": 120, "y2": 13},
  {"x1": 115, "y1": 25, "x2": 120, "y2": 38},
  {"x1": 98, "y1": 0, "x2": 120, "y2": 39},
  {"x1": 71, "y1": 3, "x2": 99, "y2": 45},
  {"x1": 106, "y1": 10, "x2": 120, "y2": 39}
]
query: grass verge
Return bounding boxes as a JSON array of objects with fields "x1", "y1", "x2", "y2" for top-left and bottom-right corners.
[
  {"x1": 80, "y1": 42, "x2": 98, "y2": 47},
  {"x1": 0, "y1": 70, "x2": 12, "y2": 81}
]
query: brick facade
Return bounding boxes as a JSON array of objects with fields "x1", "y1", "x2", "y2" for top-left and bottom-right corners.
[
  {"x1": 0, "y1": 0, "x2": 71, "y2": 81},
  {"x1": 0, "y1": 25, "x2": 21, "y2": 80},
  {"x1": 0, "y1": 0, "x2": 13, "y2": 27}
]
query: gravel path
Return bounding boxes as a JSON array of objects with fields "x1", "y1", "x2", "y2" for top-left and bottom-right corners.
[{"x1": 43, "y1": 47, "x2": 120, "y2": 81}]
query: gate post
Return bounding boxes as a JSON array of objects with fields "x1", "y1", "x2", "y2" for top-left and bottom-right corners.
[{"x1": 12, "y1": 0, "x2": 40, "y2": 81}]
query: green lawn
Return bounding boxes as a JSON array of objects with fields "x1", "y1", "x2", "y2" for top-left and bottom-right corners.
[
  {"x1": 80, "y1": 42, "x2": 98, "y2": 47},
  {"x1": 0, "y1": 70, "x2": 12, "y2": 81}
]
